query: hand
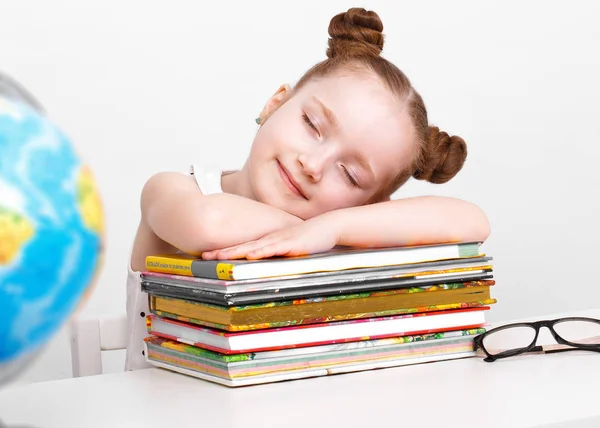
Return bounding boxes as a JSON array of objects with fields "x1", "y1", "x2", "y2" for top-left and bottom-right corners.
[{"x1": 201, "y1": 215, "x2": 340, "y2": 260}]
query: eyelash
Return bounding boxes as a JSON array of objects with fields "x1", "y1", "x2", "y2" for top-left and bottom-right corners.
[
  {"x1": 302, "y1": 113, "x2": 319, "y2": 135},
  {"x1": 342, "y1": 166, "x2": 359, "y2": 188},
  {"x1": 302, "y1": 113, "x2": 358, "y2": 188}
]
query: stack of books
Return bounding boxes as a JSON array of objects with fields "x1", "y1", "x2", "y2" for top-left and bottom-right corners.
[{"x1": 141, "y1": 242, "x2": 496, "y2": 386}]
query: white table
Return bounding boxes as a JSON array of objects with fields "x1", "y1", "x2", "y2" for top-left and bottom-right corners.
[{"x1": 1, "y1": 310, "x2": 599, "y2": 428}]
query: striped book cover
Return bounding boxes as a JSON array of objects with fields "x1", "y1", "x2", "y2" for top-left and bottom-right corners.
[
  {"x1": 144, "y1": 327, "x2": 484, "y2": 387},
  {"x1": 146, "y1": 306, "x2": 489, "y2": 353}
]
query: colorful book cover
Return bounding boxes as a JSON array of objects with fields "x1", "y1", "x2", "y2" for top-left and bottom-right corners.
[
  {"x1": 144, "y1": 327, "x2": 485, "y2": 387},
  {"x1": 146, "y1": 306, "x2": 489, "y2": 353},
  {"x1": 141, "y1": 256, "x2": 493, "y2": 291},
  {"x1": 145, "y1": 241, "x2": 482, "y2": 280},
  {"x1": 149, "y1": 280, "x2": 497, "y2": 331},
  {"x1": 148, "y1": 351, "x2": 477, "y2": 387},
  {"x1": 142, "y1": 269, "x2": 494, "y2": 307},
  {"x1": 146, "y1": 327, "x2": 485, "y2": 363}
]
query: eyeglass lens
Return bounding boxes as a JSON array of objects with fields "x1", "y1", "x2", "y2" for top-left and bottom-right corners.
[
  {"x1": 482, "y1": 319, "x2": 600, "y2": 356},
  {"x1": 553, "y1": 319, "x2": 600, "y2": 345}
]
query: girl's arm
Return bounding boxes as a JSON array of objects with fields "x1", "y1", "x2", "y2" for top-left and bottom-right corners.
[
  {"x1": 130, "y1": 171, "x2": 302, "y2": 271},
  {"x1": 201, "y1": 195, "x2": 490, "y2": 261},
  {"x1": 328, "y1": 196, "x2": 490, "y2": 247}
]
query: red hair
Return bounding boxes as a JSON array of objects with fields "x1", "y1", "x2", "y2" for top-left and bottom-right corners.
[{"x1": 294, "y1": 8, "x2": 467, "y2": 198}]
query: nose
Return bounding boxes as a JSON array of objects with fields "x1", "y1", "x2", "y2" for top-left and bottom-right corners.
[{"x1": 297, "y1": 144, "x2": 336, "y2": 182}]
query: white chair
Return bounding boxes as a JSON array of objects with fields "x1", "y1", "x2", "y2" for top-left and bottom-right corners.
[{"x1": 69, "y1": 313, "x2": 128, "y2": 377}]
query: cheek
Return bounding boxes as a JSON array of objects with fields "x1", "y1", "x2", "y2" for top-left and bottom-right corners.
[
  {"x1": 262, "y1": 114, "x2": 309, "y2": 153},
  {"x1": 250, "y1": 133, "x2": 273, "y2": 158},
  {"x1": 317, "y1": 185, "x2": 362, "y2": 211},
  {"x1": 250, "y1": 133, "x2": 280, "y2": 164}
]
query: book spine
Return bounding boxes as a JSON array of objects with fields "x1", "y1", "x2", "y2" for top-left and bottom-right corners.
[
  {"x1": 192, "y1": 262, "x2": 235, "y2": 280},
  {"x1": 145, "y1": 256, "x2": 234, "y2": 280}
]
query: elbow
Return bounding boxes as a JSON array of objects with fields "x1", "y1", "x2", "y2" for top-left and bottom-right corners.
[
  {"x1": 140, "y1": 171, "x2": 198, "y2": 224},
  {"x1": 140, "y1": 171, "x2": 176, "y2": 216},
  {"x1": 466, "y1": 203, "x2": 491, "y2": 243},
  {"x1": 139, "y1": 171, "x2": 220, "y2": 254}
]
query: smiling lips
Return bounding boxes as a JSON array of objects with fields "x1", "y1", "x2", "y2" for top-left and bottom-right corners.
[{"x1": 277, "y1": 160, "x2": 307, "y2": 199}]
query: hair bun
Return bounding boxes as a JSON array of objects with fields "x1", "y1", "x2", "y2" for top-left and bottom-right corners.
[
  {"x1": 412, "y1": 127, "x2": 468, "y2": 184},
  {"x1": 326, "y1": 8, "x2": 384, "y2": 59}
]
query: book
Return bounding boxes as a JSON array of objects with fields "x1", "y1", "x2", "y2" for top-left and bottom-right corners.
[
  {"x1": 141, "y1": 266, "x2": 493, "y2": 306},
  {"x1": 140, "y1": 256, "x2": 493, "y2": 305},
  {"x1": 146, "y1": 306, "x2": 488, "y2": 354},
  {"x1": 152, "y1": 299, "x2": 495, "y2": 332},
  {"x1": 141, "y1": 256, "x2": 493, "y2": 293},
  {"x1": 145, "y1": 242, "x2": 482, "y2": 280},
  {"x1": 144, "y1": 327, "x2": 484, "y2": 387},
  {"x1": 147, "y1": 350, "x2": 476, "y2": 387},
  {"x1": 148, "y1": 280, "x2": 495, "y2": 331}
]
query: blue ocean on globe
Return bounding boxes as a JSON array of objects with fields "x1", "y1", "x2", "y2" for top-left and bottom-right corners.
[{"x1": 0, "y1": 91, "x2": 104, "y2": 379}]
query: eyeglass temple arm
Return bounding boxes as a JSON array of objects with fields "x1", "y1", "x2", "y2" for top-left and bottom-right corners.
[
  {"x1": 542, "y1": 334, "x2": 600, "y2": 352},
  {"x1": 541, "y1": 343, "x2": 600, "y2": 354}
]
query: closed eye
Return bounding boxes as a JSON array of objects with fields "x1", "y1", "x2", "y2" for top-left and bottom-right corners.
[
  {"x1": 302, "y1": 113, "x2": 320, "y2": 136},
  {"x1": 342, "y1": 166, "x2": 360, "y2": 188}
]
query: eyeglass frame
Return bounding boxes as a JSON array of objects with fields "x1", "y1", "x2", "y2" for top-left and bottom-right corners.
[{"x1": 473, "y1": 316, "x2": 600, "y2": 362}]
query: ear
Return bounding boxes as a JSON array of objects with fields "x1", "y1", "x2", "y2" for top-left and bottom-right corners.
[{"x1": 258, "y1": 84, "x2": 292, "y2": 123}]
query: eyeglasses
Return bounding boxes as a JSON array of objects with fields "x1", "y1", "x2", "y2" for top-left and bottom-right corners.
[{"x1": 473, "y1": 317, "x2": 600, "y2": 362}]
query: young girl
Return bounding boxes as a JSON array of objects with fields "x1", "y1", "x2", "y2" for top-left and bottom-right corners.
[{"x1": 125, "y1": 7, "x2": 490, "y2": 371}]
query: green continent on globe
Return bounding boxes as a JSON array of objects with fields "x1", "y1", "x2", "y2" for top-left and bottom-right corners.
[{"x1": 0, "y1": 207, "x2": 34, "y2": 265}]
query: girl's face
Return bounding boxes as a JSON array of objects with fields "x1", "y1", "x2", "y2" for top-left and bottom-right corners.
[{"x1": 247, "y1": 72, "x2": 415, "y2": 220}]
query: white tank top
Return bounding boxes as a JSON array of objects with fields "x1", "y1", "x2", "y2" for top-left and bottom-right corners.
[{"x1": 124, "y1": 164, "x2": 224, "y2": 371}]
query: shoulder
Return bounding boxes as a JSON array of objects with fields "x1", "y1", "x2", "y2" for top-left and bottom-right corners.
[
  {"x1": 140, "y1": 163, "x2": 227, "y2": 207},
  {"x1": 140, "y1": 170, "x2": 204, "y2": 210},
  {"x1": 189, "y1": 163, "x2": 225, "y2": 195},
  {"x1": 142, "y1": 170, "x2": 202, "y2": 193}
]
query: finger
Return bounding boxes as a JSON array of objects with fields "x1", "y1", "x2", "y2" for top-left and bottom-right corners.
[
  {"x1": 232, "y1": 233, "x2": 289, "y2": 256},
  {"x1": 215, "y1": 241, "x2": 268, "y2": 260},
  {"x1": 202, "y1": 239, "x2": 262, "y2": 260},
  {"x1": 247, "y1": 238, "x2": 320, "y2": 259},
  {"x1": 215, "y1": 241, "x2": 259, "y2": 253},
  {"x1": 245, "y1": 241, "x2": 295, "y2": 260},
  {"x1": 202, "y1": 249, "x2": 233, "y2": 260}
]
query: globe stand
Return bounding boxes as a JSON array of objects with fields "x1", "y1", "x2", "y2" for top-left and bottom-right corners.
[
  {"x1": 0, "y1": 71, "x2": 45, "y2": 115},
  {"x1": 0, "y1": 352, "x2": 38, "y2": 386}
]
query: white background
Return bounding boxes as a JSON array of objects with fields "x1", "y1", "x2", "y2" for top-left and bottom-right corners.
[{"x1": 1, "y1": 0, "x2": 599, "y2": 383}]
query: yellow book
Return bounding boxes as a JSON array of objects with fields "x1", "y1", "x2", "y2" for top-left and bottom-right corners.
[{"x1": 149, "y1": 281, "x2": 495, "y2": 331}]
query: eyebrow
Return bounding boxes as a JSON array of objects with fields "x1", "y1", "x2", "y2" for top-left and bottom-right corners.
[{"x1": 312, "y1": 96, "x2": 339, "y2": 129}]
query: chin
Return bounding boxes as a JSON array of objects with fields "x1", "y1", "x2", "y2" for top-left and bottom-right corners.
[
  {"x1": 254, "y1": 183, "x2": 286, "y2": 209},
  {"x1": 271, "y1": 196, "x2": 302, "y2": 217}
]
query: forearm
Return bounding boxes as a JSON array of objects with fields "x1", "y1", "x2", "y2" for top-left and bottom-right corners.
[
  {"x1": 324, "y1": 196, "x2": 490, "y2": 248},
  {"x1": 142, "y1": 173, "x2": 302, "y2": 255},
  {"x1": 196, "y1": 193, "x2": 304, "y2": 249}
]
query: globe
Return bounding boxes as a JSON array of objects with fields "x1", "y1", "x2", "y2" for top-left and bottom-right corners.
[{"x1": 0, "y1": 72, "x2": 104, "y2": 384}]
